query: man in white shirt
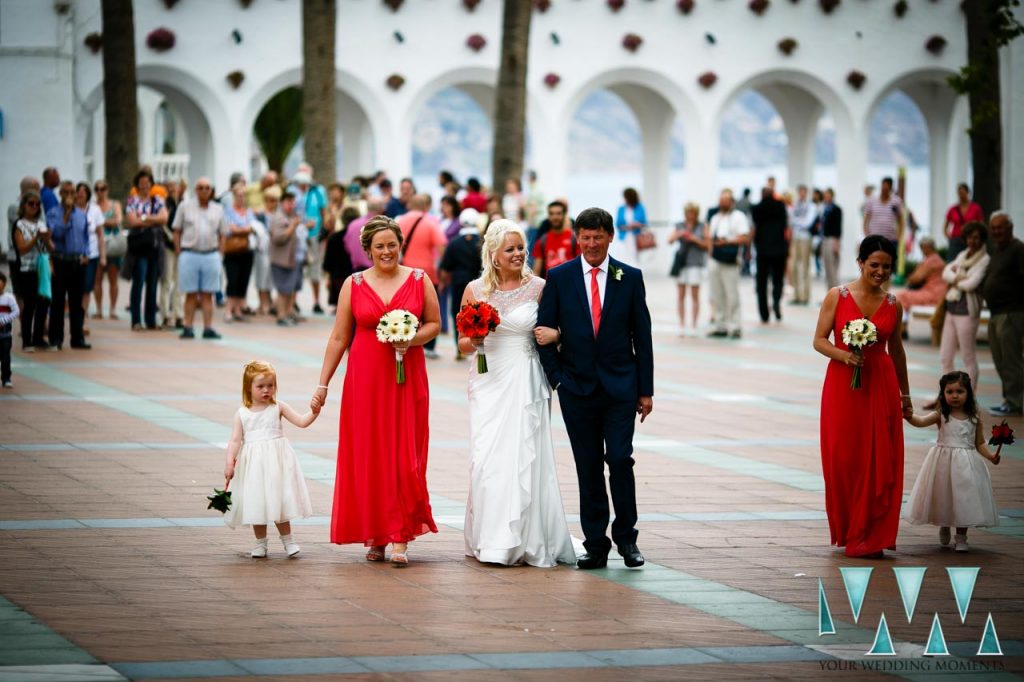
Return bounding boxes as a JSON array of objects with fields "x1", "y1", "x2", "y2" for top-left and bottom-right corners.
[
  {"x1": 173, "y1": 177, "x2": 225, "y2": 340},
  {"x1": 707, "y1": 189, "x2": 751, "y2": 338}
]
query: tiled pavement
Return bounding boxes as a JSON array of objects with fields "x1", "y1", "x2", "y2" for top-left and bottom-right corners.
[{"x1": 1, "y1": 274, "x2": 1021, "y2": 681}]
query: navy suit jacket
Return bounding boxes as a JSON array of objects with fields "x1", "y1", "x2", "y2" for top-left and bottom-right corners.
[{"x1": 536, "y1": 256, "x2": 654, "y2": 400}]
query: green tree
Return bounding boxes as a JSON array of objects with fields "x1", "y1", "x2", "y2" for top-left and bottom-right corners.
[
  {"x1": 302, "y1": 0, "x2": 337, "y2": 184},
  {"x1": 491, "y1": 0, "x2": 532, "y2": 198},
  {"x1": 254, "y1": 87, "x2": 304, "y2": 173},
  {"x1": 948, "y1": 0, "x2": 1023, "y2": 216},
  {"x1": 101, "y1": 0, "x2": 139, "y2": 200}
]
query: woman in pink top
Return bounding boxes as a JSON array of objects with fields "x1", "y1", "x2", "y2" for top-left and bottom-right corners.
[{"x1": 943, "y1": 183, "x2": 983, "y2": 263}]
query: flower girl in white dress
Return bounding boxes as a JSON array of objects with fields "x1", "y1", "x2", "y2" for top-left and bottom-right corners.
[
  {"x1": 904, "y1": 371, "x2": 1000, "y2": 552},
  {"x1": 224, "y1": 361, "x2": 318, "y2": 558}
]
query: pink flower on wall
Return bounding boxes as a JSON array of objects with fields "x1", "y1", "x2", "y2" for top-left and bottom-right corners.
[
  {"x1": 698, "y1": 71, "x2": 718, "y2": 89},
  {"x1": 146, "y1": 28, "x2": 176, "y2": 52},
  {"x1": 462, "y1": 0, "x2": 481, "y2": 11},
  {"x1": 677, "y1": 0, "x2": 695, "y2": 14},
  {"x1": 749, "y1": 0, "x2": 769, "y2": 16},
  {"x1": 534, "y1": 0, "x2": 552, "y2": 11},
  {"x1": 622, "y1": 33, "x2": 643, "y2": 52},
  {"x1": 543, "y1": 73, "x2": 561, "y2": 88},
  {"x1": 467, "y1": 34, "x2": 487, "y2": 52},
  {"x1": 386, "y1": 74, "x2": 406, "y2": 91},
  {"x1": 607, "y1": 0, "x2": 625, "y2": 11},
  {"x1": 846, "y1": 70, "x2": 866, "y2": 90}
]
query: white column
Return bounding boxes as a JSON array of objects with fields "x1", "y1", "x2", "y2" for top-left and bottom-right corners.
[
  {"x1": 904, "y1": 82, "x2": 958, "y2": 241},
  {"x1": 948, "y1": 98, "x2": 971, "y2": 193},
  {"x1": 763, "y1": 85, "x2": 823, "y2": 189},
  {"x1": 836, "y1": 118, "x2": 869, "y2": 280},
  {"x1": 1002, "y1": 21, "x2": 1024, "y2": 221}
]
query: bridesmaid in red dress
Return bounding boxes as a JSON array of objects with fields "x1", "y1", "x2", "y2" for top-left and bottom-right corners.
[
  {"x1": 813, "y1": 236, "x2": 913, "y2": 558},
  {"x1": 311, "y1": 216, "x2": 440, "y2": 565}
]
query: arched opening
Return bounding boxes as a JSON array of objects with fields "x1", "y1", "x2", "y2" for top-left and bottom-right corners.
[
  {"x1": 411, "y1": 85, "x2": 494, "y2": 194},
  {"x1": 867, "y1": 90, "x2": 930, "y2": 234}
]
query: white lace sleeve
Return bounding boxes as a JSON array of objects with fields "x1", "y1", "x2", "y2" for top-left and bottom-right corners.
[
  {"x1": 468, "y1": 279, "x2": 484, "y2": 301},
  {"x1": 528, "y1": 275, "x2": 545, "y2": 304}
]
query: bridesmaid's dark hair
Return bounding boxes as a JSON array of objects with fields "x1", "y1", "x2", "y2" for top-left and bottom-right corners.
[
  {"x1": 857, "y1": 235, "x2": 897, "y2": 263},
  {"x1": 936, "y1": 371, "x2": 978, "y2": 424}
]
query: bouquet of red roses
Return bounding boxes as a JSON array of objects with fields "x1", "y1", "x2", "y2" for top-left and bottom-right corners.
[
  {"x1": 989, "y1": 420, "x2": 1015, "y2": 464},
  {"x1": 456, "y1": 301, "x2": 501, "y2": 374}
]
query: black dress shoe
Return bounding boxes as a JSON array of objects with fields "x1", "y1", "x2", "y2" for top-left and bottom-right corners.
[
  {"x1": 576, "y1": 553, "x2": 609, "y2": 570},
  {"x1": 617, "y1": 543, "x2": 645, "y2": 568},
  {"x1": 70, "y1": 342, "x2": 92, "y2": 350}
]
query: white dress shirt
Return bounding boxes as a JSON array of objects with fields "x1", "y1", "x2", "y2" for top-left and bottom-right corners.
[{"x1": 580, "y1": 253, "x2": 609, "y2": 328}]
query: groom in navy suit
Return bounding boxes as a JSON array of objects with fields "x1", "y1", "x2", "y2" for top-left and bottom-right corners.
[{"x1": 536, "y1": 207, "x2": 654, "y2": 569}]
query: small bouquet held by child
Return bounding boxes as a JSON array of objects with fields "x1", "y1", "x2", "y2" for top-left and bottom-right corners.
[
  {"x1": 841, "y1": 317, "x2": 878, "y2": 389},
  {"x1": 456, "y1": 301, "x2": 501, "y2": 374},
  {"x1": 377, "y1": 310, "x2": 419, "y2": 384}
]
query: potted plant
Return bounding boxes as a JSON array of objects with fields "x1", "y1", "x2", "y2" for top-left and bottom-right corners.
[
  {"x1": 607, "y1": 0, "x2": 625, "y2": 11},
  {"x1": 894, "y1": 0, "x2": 908, "y2": 17},
  {"x1": 226, "y1": 71, "x2": 245, "y2": 89},
  {"x1": 383, "y1": 0, "x2": 403, "y2": 11},
  {"x1": 846, "y1": 70, "x2": 866, "y2": 90},
  {"x1": 467, "y1": 34, "x2": 487, "y2": 52},
  {"x1": 463, "y1": 0, "x2": 480, "y2": 11},
  {"x1": 84, "y1": 32, "x2": 103, "y2": 54},
  {"x1": 749, "y1": 0, "x2": 769, "y2": 15},
  {"x1": 698, "y1": 71, "x2": 717, "y2": 89},
  {"x1": 925, "y1": 35, "x2": 947, "y2": 55},
  {"x1": 534, "y1": 0, "x2": 551, "y2": 11},
  {"x1": 677, "y1": 0, "x2": 695, "y2": 14},
  {"x1": 543, "y1": 73, "x2": 561, "y2": 88},
  {"x1": 622, "y1": 33, "x2": 643, "y2": 52},
  {"x1": 778, "y1": 37, "x2": 797, "y2": 55},
  {"x1": 146, "y1": 28, "x2": 176, "y2": 52},
  {"x1": 386, "y1": 74, "x2": 406, "y2": 90},
  {"x1": 820, "y1": 0, "x2": 839, "y2": 13}
]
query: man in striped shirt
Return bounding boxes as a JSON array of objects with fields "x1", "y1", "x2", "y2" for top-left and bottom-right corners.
[{"x1": 862, "y1": 176, "x2": 903, "y2": 251}]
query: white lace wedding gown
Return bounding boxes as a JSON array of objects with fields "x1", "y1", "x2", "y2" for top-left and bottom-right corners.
[{"x1": 464, "y1": 276, "x2": 576, "y2": 567}]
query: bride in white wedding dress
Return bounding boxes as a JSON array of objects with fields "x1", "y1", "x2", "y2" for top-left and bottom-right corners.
[{"x1": 458, "y1": 220, "x2": 576, "y2": 567}]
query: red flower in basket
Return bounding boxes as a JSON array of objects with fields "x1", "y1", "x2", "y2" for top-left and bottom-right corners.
[{"x1": 456, "y1": 301, "x2": 501, "y2": 374}]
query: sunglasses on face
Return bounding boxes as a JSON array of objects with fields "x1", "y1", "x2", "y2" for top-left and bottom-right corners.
[{"x1": 26, "y1": 201, "x2": 40, "y2": 207}]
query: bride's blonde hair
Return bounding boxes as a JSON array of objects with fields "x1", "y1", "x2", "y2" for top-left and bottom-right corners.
[{"x1": 479, "y1": 219, "x2": 530, "y2": 297}]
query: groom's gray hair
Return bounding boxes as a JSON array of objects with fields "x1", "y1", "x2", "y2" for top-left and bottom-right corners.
[{"x1": 575, "y1": 207, "x2": 613, "y2": 235}]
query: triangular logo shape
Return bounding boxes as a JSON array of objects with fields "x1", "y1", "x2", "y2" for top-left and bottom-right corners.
[
  {"x1": 893, "y1": 567, "x2": 926, "y2": 623},
  {"x1": 947, "y1": 567, "x2": 980, "y2": 623},
  {"x1": 818, "y1": 579, "x2": 835, "y2": 635},
  {"x1": 924, "y1": 613, "x2": 949, "y2": 656},
  {"x1": 977, "y1": 613, "x2": 1004, "y2": 656},
  {"x1": 840, "y1": 567, "x2": 873, "y2": 623},
  {"x1": 866, "y1": 613, "x2": 896, "y2": 655}
]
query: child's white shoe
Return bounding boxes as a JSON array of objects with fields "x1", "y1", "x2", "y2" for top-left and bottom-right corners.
[
  {"x1": 280, "y1": 534, "x2": 300, "y2": 558},
  {"x1": 953, "y1": 534, "x2": 969, "y2": 553},
  {"x1": 251, "y1": 538, "x2": 268, "y2": 558},
  {"x1": 939, "y1": 527, "x2": 951, "y2": 546}
]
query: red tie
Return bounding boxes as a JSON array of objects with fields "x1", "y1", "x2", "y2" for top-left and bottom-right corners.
[{"x1": 590, "y1": 267, "x2": 602, "y2": 336}]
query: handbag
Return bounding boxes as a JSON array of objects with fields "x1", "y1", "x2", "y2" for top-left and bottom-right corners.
[
  {"x1": 104, "y1": 228, "x2": 127, "y2": 259},
  {"x1": 635, "y1": 229, "x2": 657, "y2": 251},
  {"x1": 669, "y1": 243, "x2": 689, "y2": 277},
  {"x1": 711, "y1": 243, "x2": 740, "y2": 264},
  {"x1": 127, "y1": 226, "x2": 161, "y2": 257},
  {"x1": 36, "y1": 253, "x2": 52, "y2": 299},
  {"x1": 223, "y1": 232, "x2": 250, "y2": 255}
]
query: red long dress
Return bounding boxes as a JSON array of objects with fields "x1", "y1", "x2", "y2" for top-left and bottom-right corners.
[
  {"x1": 331, "y1": 269, "x2": 438, "y2": 546},
  {"x1": 820, "y1": 286, "x2": 904, "y2": 557}
]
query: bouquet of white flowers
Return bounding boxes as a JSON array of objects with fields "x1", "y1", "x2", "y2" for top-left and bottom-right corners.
[
  {"x1": 377, "y1": 309, "x2": 419, "y2": 384},
  {"x1": 841, "y1": 317, "x2": 878, "y2": 389}
]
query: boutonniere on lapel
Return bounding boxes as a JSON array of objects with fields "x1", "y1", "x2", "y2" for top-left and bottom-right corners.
[{"x1": 610, "y1": 265, "x2": 624, "y2": 281}]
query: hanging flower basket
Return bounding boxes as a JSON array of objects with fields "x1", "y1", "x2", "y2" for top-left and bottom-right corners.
[
  {"x1": 383, "y1": 0, "x2": 403, "y2": 11},
  {"x1": 820, "y1": 0, "x2": 839, "y2": 13},
  {"x1": 534, "y1": 0, "x2": 551, "y2": 11},
  {"x1": 925, "y1": 35, "x2": 947, "y2": 55},
  {"x1": 894, "y1": 0, "x2": 908, "y2": 17},
  {"x1": 543, "y1": 73, "x2": 561, "y2": 88},
  {"x1": 749, "y1": 0, "x2": 769, "y2": 15},
  {"x1": 238, "y1": 0, "x2": 254, "y2": 7},
  {"x1": 677, "y1": 0, "x2": 695, "y2": 14},
  {"x1": 146, "y1": 28, "x2": 176, "y2": 52},
  {"x1": 698, "y1": 71, "x2": 718, "y2": 89},
  {"x1": 607, "y1": 0, "x2": 625, "y2": 11},
  {"x1": 466, "y1": 34, "x2": 487, "y2": 51},
  {"x1": 226, "y1": 70, "x2": 245, "y2": 89},
  {"x1": 462, "y1": 0, "x2": 480, "y2": 11},
  {"x1": 84, "y1": 32, "x2": 103, "y2": 54},
  {"x1": 777, "y1": 37, "x2": 797, "y2": 55},
  {"x1": 386, "y1": 74, "x2": 406, "y2": 90},
  {"x1": 162, "y1": 0, "x2": 179, "y2": 8},
  {"x1": 846, "y1": 70, "x2": 866, "y2": 90},
  {"x1": 622, "y1": 33, "x2": 643, "y2": 52}
]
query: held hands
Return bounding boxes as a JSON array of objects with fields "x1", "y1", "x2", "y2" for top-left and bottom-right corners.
[
  {"x1": 310, "y1": 385, "x2": 328, "y2": 412},
  {"x1": 900, "y1": 396, "x2": 914, "y2": 420},
  {"x1": 637, "y1": 396, "x2": 653, "y2": 423},
  {"x1": 534, "y1": 326, "x2": 559, "y2": 346}
]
